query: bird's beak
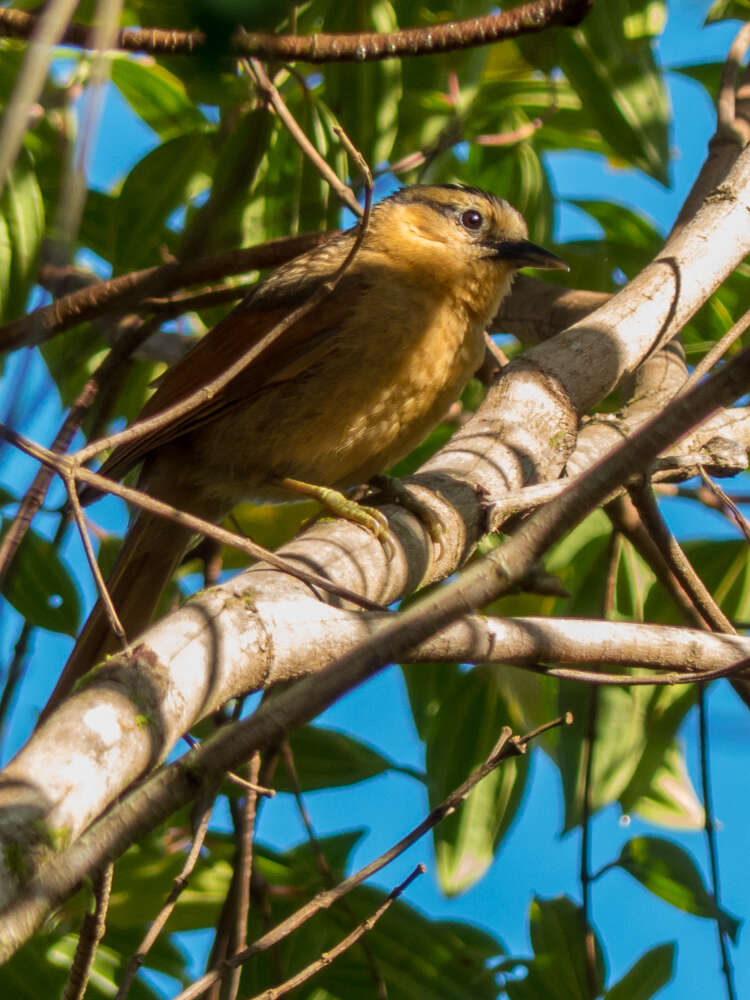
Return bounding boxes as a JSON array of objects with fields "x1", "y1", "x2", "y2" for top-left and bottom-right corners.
[{"x1": 488, "y1": 239, "x2": 569, "y2": 271}]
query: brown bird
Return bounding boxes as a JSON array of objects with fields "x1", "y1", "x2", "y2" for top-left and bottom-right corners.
[{"x1": 45, "y1": 184, "x2": 566, "y2": 717}]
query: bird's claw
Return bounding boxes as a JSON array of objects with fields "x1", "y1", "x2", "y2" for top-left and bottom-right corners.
[
  {"x1": 369, "y1": 475, "x2": 444, "y2": 545},
  {"x1": 280, "y1": 477, "x2": 393, "y2": 552}
]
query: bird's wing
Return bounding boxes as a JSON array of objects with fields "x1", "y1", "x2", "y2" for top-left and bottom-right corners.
[{"x1": 92, "y1": 241, "x2": 368, "y2": 489}]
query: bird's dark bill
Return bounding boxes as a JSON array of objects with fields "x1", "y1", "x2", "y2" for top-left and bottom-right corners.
[{"x1": 489, "y1": 239, "x2": 569, "y2": 271}]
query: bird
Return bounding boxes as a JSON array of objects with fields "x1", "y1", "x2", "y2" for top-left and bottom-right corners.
[{"x1": 44, "y1": 184, "x2": 567, "y2": 718}]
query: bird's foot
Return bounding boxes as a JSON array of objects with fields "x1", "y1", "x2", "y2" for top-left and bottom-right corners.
[
  {"x1": 279, "y1": 477, "x2": 390, "y2": 541},
  {"x1": 368, "y1": 475, "x2": 444, "y2": 545}
]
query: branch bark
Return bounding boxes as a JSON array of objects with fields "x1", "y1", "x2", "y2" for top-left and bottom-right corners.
[
  {"x1": 1, "y1": 85, "x2": 750, "y2": 959},
  {"x1": 0, "y1": 1, "x2": 593, "y2": 63}
]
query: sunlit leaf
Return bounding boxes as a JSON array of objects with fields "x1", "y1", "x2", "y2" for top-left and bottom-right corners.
[
  {"x1": 111, "y1": 57, "x2": 209, "y2": 139},
  {"x1": 556, "y1": 0, "x2": 670, "y2": 183},
  {"x1": 604, "y1": 943, "x2": 675, "y2": 1000},
  {"x1": 0, "y1": 150, "x2": 43, "y2": 321},
  {"x1": 614, "y1": 836, "x2": 741, "y2": 941},
  {"x1": 402, "y1": 663, "x2": 529, "y2": 894}
]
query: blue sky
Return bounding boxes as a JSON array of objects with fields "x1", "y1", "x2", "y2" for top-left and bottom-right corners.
[{"x1": 2, "y1": 2, "x2": 750, "y2": 997}]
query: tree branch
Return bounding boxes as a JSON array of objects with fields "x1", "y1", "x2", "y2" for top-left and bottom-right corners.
[
  {"x1": 3, "y1": 98, "x2": 750, "y2": 953},
  {"x1": 0, "y1": 1, "x2": 593, "y2": 64}
]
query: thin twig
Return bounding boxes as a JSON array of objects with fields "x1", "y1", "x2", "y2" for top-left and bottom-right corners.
[
  {"x1": 244, "y1": 59, "x2": 362, "y2": 218},
  {"x1": 245, "y1": 864, "x2": 425, "y2": 1000},
  {"x1": 0, "y1": 232, "x2": 327, "y2": 352},
  {"x1": 718, "y1": 21, "x2": 750, "y2": 137},
  {"x1": 698, "y1": 467, "x2": 750, "y2": 545},
  {"x1": 628, "y1": 482, "x2": 735, "y2": 634},
  {"x1": 174, "y1": 717, "x2": 569, "y2": 1000},
  {"x1": 51, "y1": 0, "x2": 123, "y2": 258},
  {"x1": 224, "y1": 752, "x2": 262, "y2": 1000},
  {"x1": 73, "y1": 177, "x2": 371, "y2": 470},
  {"x1": 62, "y1": 864, "x2": 114, "y2": 1000},
  {"x1": 0, "y1": 1, "x2": 594, "y2": 63},
  {"x1": 521, "y1": 657, "x2": 750, "y2": 687},
  {"x1": 580, "y1": 683, "x2": 598, "y2": 1000},
  {"x1": 115, "y1": 785, "x2": 218, "y2": 1000},
  {"x1": 0, "y1": 316, "x2": 160, "y2": 586},
  {"x1": 280, "y1": 741, "x2": 387, "y2": 998},
  {"x1": 681, "y1": 305, "x2": 750, "y2": 393},
  {"x1": 0, "y1": 425, "x2": 384, "y2": 612},
  {"x1": 580, "y1": 528, "x2": 618, "y2": 1000},
  {"x1": 141, "y1": 283, "x2": 255, "y2": 316},
  {"x1": 697, "y1": 688, "x2": 737, "y2": 1000},
  {"x1": 0, "y1": 0, "x2": 80, "y2": 194},
  {"x1": 64, "y1": 469, "x2": 127, "y2": 646}
]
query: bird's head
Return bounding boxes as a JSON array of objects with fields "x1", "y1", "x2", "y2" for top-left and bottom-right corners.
[{"x1": 369, "y1": 183, "x2": 567, "y2": 316}]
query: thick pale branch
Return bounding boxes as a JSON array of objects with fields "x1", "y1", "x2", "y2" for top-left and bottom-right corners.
[{"x1": 2, "y1": 94, "x2": 750, "y2": 942}]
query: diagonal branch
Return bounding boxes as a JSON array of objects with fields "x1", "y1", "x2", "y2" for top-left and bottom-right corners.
[
  {"x1": 0, "y1": 233, "x2": 327, "y2": 353},
  {"x1": 2, "y1": 102, "x2": 750, "y2": 956}
]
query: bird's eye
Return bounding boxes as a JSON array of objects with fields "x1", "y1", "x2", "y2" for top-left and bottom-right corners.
[{"x1": 460, "y1": 209, "x2": 484, "y2": 231}]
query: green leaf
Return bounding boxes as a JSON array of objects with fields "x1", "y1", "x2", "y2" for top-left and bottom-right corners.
[
  {"x1": 604, "y1": 942, "x2": 675, "y2": 1000},
  {"x1": 0, "y1": 150, "x2": 44, "y2": 321},
  {"x1": 706, "y1": 0, "x2": 750, "y2": 23},
  {"x1": 624, "y1": 745, "x2": 702, "y2": 828},
  {"x1": 111, "y1": 57, "x2": 209, "y2": 139},
  {"x1": 273, "y1": 724, "x2": 419, "y2": 792},
  {"x1": 614, "y1": 836, "x2": 741, "y2": 941},
  {"x1": 557, "y1": 684, "x2": 650, "y2": 832},
  {"x1": 506, "y1": 896, "x2": 605, "y2": 1000},
  {"x1": 181, "y1": 107, "x2": 273, "y2": 255},
  {"x1": 556, "y1": 663, "x2": 695, "y2": 832},
  {"x1": 570, "y1": 199, "x2": 662, "y2": 255},
  {"x1": 402, "y1": 663, "x2": 528, "y2": 894},
  {"x1": 1, "y1": 931, "x2": 166, "y2": 1000},
  {"x1": 545, "y1": 509, "x2": 613, "y2": 618},
  {"x1": 108, "y1": 842, "x2": 232, "y2": 931},
  {"x1": 557, "y1": 0, "x2": 670, "y2": 183},
  {"x1": 647, "y1": 539, "x2": 750, "y2": 625},
  {"x1": 311, "y1": 884, "x2": 504, "y2": 1000},
  {"x1": 623, "y1": 1, "x2": 667, "y2": 39},
  {"x1": 673, "y1": 62, "x2": 722, "y2": 101},
  {"x1": 467, "y1": 139, "x2": 554, "y2": 244},
  {"x1": 113, "y1": 132, "x2": 213, "y2": 272},
  {"x1": 79, "y1": 189, "x2": 118, "y2": 261},
  {"x1": 322, "y1": 1, "x2": 402, "y2": 167},
  {"x1": 1, "y1": 524, "x2": 81, "y2": 635},
  {"x1": 619, "y1": 709, "x2": 703, "y2": 830}
]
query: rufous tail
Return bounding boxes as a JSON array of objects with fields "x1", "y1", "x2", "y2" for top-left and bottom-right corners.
[{"x1": 39, "y1": 513, "x2": 194, "y2": 723}]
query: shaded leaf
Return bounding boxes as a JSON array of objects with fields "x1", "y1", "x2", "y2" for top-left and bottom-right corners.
[
  {"x1": 706, "y1": 0, "x2": 750, "y2": 22},
  {"x1": 1, "y1": 524, "x2": 80, "y2": 635},
  {"x1": 506, "y1": 896, "x2": 605, "y2": 1000},
  {"x1": 323, "y1": 2, "x2": 402, "y2": 167},
  {"x1": 113, "y1": 132, "x2": 213, "y2": 272},
  {"x1": 273, "y1": 724, "x2": 420, "y2": 793},
  {"x1": 1, "y1": 932, "x2": 164, "y2": 1000},
  {"x1": 673, "y1": 62, "x2": 722, "y2": 101}
]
